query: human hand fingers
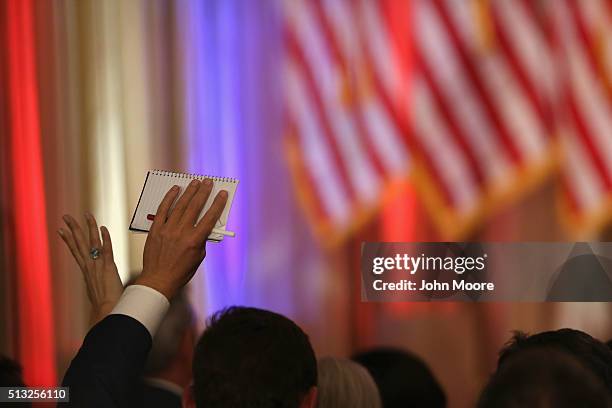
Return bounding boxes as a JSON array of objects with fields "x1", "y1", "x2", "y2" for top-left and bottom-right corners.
[
  {"x1": 63, "y1": 214, "x2": 90, "y2": 261},
  {"x1": 194, "y1": 190, "x2": 228, "y2": 242},
  {"x1": 166, "y1": 179, "x2": 201, "y2": 225},
  {"x1": 100, "y1": 226, "x2": 115, "y2": 263},
  {"x1": 180, "y1": 179, "x2": 213, "y2": 227},
  {"x1": 151, "y1": 185, "x2": 180, "y2": 233},
  {"x1": 85, "y1": 213, "x2": 102, "y2": 250},
  {"x1": 58, "y1": 227, "x2": 86, "y2": 271}
]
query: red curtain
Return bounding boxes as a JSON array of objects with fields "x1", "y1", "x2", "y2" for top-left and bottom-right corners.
[{"x1": 2, "y1": 0, "x2": 56, "y2": 386}]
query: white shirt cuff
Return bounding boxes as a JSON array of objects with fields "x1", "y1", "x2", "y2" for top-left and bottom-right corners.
[{"x1": 110, "y1": 285, "x2": 170, "y2": 337}]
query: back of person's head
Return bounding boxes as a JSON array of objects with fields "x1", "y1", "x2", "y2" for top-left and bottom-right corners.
[
  {"x1": 0, "y1": 355, "x2": 31, "y2": 408},
  {"x1": 192, "y1": 306, "x2": 317, "y2": 408},
  {"x1": 316, "y1": 357, "x2": 381, "y2": 408},
  {"x1": 0, "y1": 355, "x2": 25, "y2": 386},
  {"x1": 478, "y1": 348, "x2": 610, "y2": 408},
  {"x1": 144, "y1": 290, "x2": 195, "y2": 378},
  {"x1": 352, "y1": 347, "x2": 446, "y2": 408},
  {"x1": 497, "y1": 329, "x2": 612, "y2": 393}
]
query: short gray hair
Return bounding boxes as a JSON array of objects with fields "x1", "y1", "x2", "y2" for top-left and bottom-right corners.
[{"x1": 317, "y1": 357, "x2": 382, "y2": 408}]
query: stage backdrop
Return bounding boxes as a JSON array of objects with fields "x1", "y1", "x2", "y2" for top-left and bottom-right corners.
[{"x1": 2, "y1": 1, "x2": 612, "y2": 407}]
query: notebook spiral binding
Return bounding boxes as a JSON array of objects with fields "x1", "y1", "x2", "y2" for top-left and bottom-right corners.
[{"x1": 151, "y1": 169, "x2": 237, "y2": 183}]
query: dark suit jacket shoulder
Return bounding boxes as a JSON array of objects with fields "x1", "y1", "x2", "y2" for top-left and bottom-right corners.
[{"x1": 62, "y1": 314, "x2": 152, "y2": 407}]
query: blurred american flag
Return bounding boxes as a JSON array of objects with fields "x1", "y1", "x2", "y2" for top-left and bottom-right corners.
[
  {"x1": 411, "y1": 0, "x2": 556, "y2": 235},
  {"x1": 285, "y1": 0, "x2": 612, "y2": 241},
  {"x1": 553, "y1": 0, "x2": 612, "y2": 234},
  {"x1": 283, "y1": 0, "x2": 410, "y2": 240}
]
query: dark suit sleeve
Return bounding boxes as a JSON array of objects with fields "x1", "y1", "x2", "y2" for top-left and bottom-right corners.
[{"x1": 61, "y1": 314, "x2": 152, "y2": 408}]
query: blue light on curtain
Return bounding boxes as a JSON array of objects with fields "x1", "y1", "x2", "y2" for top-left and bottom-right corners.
[
  {"x1": 177, "y1": 0, "x2": 243, "y2": 312},
  {"x1": 175, "y1": 0, "x2": 321, "y2": 318}
]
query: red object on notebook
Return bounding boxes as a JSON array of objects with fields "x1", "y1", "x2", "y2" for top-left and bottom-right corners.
[{"x1": 147, "y1": 214, "x2": 155, "y2": 221}]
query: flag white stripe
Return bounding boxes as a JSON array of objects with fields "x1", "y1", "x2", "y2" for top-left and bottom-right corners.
[
  {"x1": 323, "y1": 0, "x2": 410, "y2": 176},
  {"x1": 357, "y1": 0, "x2": 400, "y2": 97},
  {"x1": 361, "y1": 99, "x2": 410, "y2": 176},
  {"x1": 479, "y1": 55, "x2": 548, "y2": 160},
  {"x1": 321, "y1": 0, "x2": 355, "y2": 62},
  {"x1": 562, "y1": 127, "x2": 605, "y2": 212},
  {"x1": 493, "y1": 0, "x2": 556, "y2": 98},
  {"x1": 557, "y1": 1, "x2": 612, "y2": 176},
  {"x1": 577, "y1": 0, "x2": 606, "y2": 32},
  {"x1": 285, "y1": 62, "x2": 351, "y2": 224},
  {"x1": 584, "y1": 1, "x2": 612, "y2": 85},
  {"x1": 413, "y1": 79, "x2": 478, "y2": 213},
  {"x1": 289, "y1": 0, "x2": 381, "y2": 202},
  {"x1": 442, "y1": 0, "x2": 547, "y2": 161},
  {"x1": 415, "y1": 0, "x2": 510, "y2": 185}
]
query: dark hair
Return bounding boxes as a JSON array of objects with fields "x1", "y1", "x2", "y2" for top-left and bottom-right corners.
[
  {"x1": 478, "y1": 348, "x2": 610, "y2": 407},
  {"x1": 352, "y1": 347, "x2": 446, "y2": 408},
  {"x1": 0, "y1": 355, "x2": 30, "y2": 408},
  {"x1": 0, "y1": 355, "x2": 25, "y2": 387},
  {"x1": 497, "y1": 329, "x2": 612, "y2": 393},
  {"x1": 193, "y1": 307, "x2": 317, "y2": 408}
]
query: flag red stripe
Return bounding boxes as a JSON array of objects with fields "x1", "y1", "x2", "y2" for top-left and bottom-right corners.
[
  {"x1": 490, "y1": 4, "x2": 554, "y2": 137},
  {"x1": 565, "y1": 0, "x2": 612, "y2": 107},
  {"x1": 431, "y1": 0, "x2": 522, "y2": 164},
  {"x1": 517, "y1": 0, "x2": 549, "y2": 42},
  {"x1": 287, "y1": 31, "x2": 357, "y2": 201},
  {"x1": 354, "y1": 2, "x2": 412, "y2": 145},
  {"x1": 567, "y1": 92, "x2": 612, "y2": 190},
  {"x1": 358, "y1": 34, "x2": 407, "y2": 140},
  {"x1": 285, "y1": 122, "x2": 328, "y2": 221},
  {"x1": 356, "y1": 19, "x2": 453, "y2": 205},
  {"x1": 416, "y1": 50, "x2": 486, "y2": 188},
  {"x1": 309, "y1": 0, "x2": 387, "y2": 178}
]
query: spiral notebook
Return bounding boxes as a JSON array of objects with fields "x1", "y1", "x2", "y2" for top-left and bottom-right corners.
[{"x1": 130, "y1": 170, "x2": 238, "y2": 242}]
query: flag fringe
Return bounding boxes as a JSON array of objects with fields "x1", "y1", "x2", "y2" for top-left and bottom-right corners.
[{"x1": 411, "y1": 140, "x2": 562, "y2": 240}]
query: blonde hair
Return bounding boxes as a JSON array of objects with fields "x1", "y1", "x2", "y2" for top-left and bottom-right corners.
[{"x1": 317, "y1": 357, "x2": 382, "y2": 408}]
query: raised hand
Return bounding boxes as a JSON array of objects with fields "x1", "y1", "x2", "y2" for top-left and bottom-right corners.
[
  {"x1": 59, "y1": 213, "x2": 124, "y2": 325},
  {"x1": 136, "y1": 179, "x2": 228, "y2": 300}
]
